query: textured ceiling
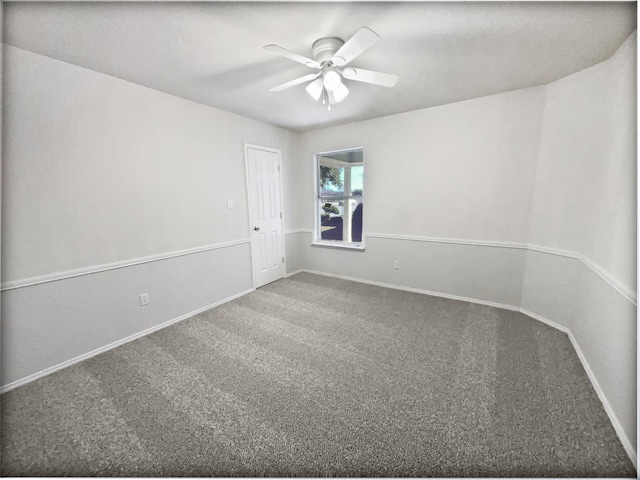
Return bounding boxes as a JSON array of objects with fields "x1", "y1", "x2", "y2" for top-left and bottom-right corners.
[{"x1": 4, "y1": 1, "x2": 637, "y2": 132}]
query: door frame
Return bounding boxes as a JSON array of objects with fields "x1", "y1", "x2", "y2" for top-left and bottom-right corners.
[{"x1": 244, "y1": 143, "x2": 287, "y2": 289}]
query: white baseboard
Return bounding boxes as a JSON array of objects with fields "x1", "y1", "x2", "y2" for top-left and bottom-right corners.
[
  {"x1": 297, "y1": 268, "x2": 637, "y2": 468},
  {"x1": 287, "y1": 231, "x2": 636, "y2": 304},
  {"x1": 3, "y1": 267, "x2": 636, "y2": 469},
  {"x1": 566, "y1": 329, "x2": 638, "y2": 469},
  {"x1": 285, "y1": 268, "x2": 306, "y2": 278},
  {"x1": 519, "y1": 307, "x2": 571, "y2": 334},
  {"x1": 355, "y1": 233, "x2": 638, "y2": 305},
  {"x1": 284, "y1": 229, "x2": 313, "y2": 235},
  {"x1": 521, "y1": 309, "x2": 637, "y2": 468},
  {"x1": 0, "y1": 287, "x2": 255, "y2": 394},
  {"x1": 300, "y1": 269, "x2": 521, "y2": 312}
]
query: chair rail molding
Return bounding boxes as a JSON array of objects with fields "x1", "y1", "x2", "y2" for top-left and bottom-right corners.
[
  {"x1": 1, "y1": 238, "x2": 251, "y2": 292},
  {"x1": 365, "y1": 232, "x2": 636, "y2": 305}
]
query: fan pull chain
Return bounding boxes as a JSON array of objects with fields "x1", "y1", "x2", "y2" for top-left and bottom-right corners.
[{"x1": 322, "y1": 88, "x2": 331, "y2": 111}]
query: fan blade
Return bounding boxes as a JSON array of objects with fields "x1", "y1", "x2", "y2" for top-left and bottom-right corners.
[
  {"x1": 331, "y1": 27, "x2": 380, "y2": 66},
  {"x1": 269, "y1": 72, "x2": 321, "y2": 92},
  {"x1": 264, "y1": 44, "x2": 322, "y2": 69},
  {"x1": 342, "y1": 67, "x2": 399, "y2": 87}
]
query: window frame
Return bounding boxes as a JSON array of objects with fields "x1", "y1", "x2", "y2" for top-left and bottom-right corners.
[{"x1": 312, "y1": 147, "x2": 365, "y2": 251}]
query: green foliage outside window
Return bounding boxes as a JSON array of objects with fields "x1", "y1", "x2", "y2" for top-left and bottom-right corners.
[
  {"x1": 321, "y1": 203, "x2": 340, "y2": 222},
  {"x1": 320, "y1": 166, "x2": 343, "y2": 189}
]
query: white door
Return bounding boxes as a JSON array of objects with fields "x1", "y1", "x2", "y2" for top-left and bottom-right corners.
[{"x1": 245, "y1": 145, "x2": 285, "y2": 288}]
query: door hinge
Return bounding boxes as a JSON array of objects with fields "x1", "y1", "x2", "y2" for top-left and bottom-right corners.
[
  {"x1": 280, "y1": 212, "x2": 283, "y2": 219},
  {"x1": 282, "y1": 257, "x2": 285, "y2": 263},
  {"x1": 277, "y1": 164, "x2": 280, "y2": 172}
]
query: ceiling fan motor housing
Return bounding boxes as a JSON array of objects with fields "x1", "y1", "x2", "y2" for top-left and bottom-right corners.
[{"x1": 312, "y1": 37, "x2": 344, "y2": 64}]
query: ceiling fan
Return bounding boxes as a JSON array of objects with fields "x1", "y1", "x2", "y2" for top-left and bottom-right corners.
[{"x1": 264, "y1": 27, "x2": 399, "y2": 110}]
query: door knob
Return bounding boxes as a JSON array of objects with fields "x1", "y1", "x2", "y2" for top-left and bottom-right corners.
[{"x1": 254, "y1": 226, "x2": 260, "y2": 231}]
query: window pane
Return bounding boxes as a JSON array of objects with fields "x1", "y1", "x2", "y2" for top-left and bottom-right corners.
[
  {"x1": 316, "y1": 149, "x2": 363, "y2": 245},
  {"x1": 319, "y1": 165, "x2": 345, "y2": 197},
  {"x1": 319, "y1": 199, "x2": 363, "y2": 243},
  {"x1": 320, "y1": 200, "x2": 343, "y2": 241},
  {"x1": 350, "y1": 166, "x2": 364, "y2": 196},
  {"x1": 352, "y1": 199, "x2": 363, "y2": 242}
]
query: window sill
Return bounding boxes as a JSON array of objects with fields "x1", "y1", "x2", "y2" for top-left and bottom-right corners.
[{"x1": 311, "y1": 241, "x2": 365, "y2": 252}]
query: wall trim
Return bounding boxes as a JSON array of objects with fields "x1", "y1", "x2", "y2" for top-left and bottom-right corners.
[
  {"x1": 0, "y1": 287, "x2": 256, "y2": 394},
  {"x1": 519, "y1": 307, "x2": 570, "y2": 334},
  {"x1": 523, "y1": 307, "x2": 637, "y2": 469},
  {"x1": 3, "y1": 261, "x2": 635, "y2": 467},
  {"x1": 363, "y1": 233, "x2": 637, "y2": 305},
  {"x1": 283, "y1": 230, "x2": 636, "y2": 303},
  {"x1": 285, "y1": 269, "x2": 306, "y2": 278},
  {"x1": 365, "y1": 232, "x2": 528, "y2": 250},
  {"x1": 300, "y1": 268, "x2": 522, "y2": 313},
  {"x1": 297, "y1": 268, "x2": 637, "y2": 468},
  {"x1": 0, "y1": 238, "x2": 251, "y2": 292}
]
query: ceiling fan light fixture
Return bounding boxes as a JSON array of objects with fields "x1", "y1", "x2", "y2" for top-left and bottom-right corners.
[
  {"x1": 323, "y1": 70, "x2": 342, "y2": 91},
  {"x1": 329, "y1": 83, "x2": 349, "y2": 104},
  {"x1": 305, "y1": 77, "x2": 324, "y2": 101},
  {"x1": 265, "y1": 27, "x2": 398, "y2": 111}
]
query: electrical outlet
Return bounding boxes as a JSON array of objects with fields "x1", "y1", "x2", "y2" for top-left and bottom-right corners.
[
  {"x1": 394, "y1": 260, "x2": 400, "y2": 269},
  {"x1": 227, "y1": 200, "x2": 233, "y2": 209},
  {"x1": 139, "y1": 293, "x2": 150, "y2": 306}
]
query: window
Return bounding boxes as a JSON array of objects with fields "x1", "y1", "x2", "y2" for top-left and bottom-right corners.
[{"x1": 315, "y1": 148, "x2": 364, "y2": 249}]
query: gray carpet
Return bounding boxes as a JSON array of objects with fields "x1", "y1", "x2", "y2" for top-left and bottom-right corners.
[{"x1": 1, "y1": 272, "x2": 636, "y2": 477}]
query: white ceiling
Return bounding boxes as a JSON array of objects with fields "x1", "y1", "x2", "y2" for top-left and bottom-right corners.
[{"x1": 4, "y1": 1, "x2": 637, "y2": 132}]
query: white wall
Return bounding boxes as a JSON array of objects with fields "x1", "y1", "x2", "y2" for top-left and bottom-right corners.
[
  {"x1": 528, "y1": 31, "x2": 636, "y2": 294},
  {"x1": 522, "y1": 31, "x2": 637, "y2": 453},
  {"x1": 286, "y1": 86, "x2": 545, "y2": 307},
  {"x1": 1, "y1": 46, "x2": 294, "y2": 388},
  {"x1": 289, "y1": 87, "x2": 544, "y2": 243},
  {"x1": 2, "y1": 46, "x2": 294, "y2": 284}
]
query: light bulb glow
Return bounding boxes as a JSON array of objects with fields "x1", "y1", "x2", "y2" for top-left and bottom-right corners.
[
  {"x1": 306, "y1": 71, "x2": 349, "y2": 109},
  {"x1": 323, "y1": 70, "x2": 342, "y2": 91},
  {"x1": 330, "y1": 83, "x2": 349, "y2": 104},
  {"x1": 305, "y1": 78, "x2": 324, "y2": 101}
]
